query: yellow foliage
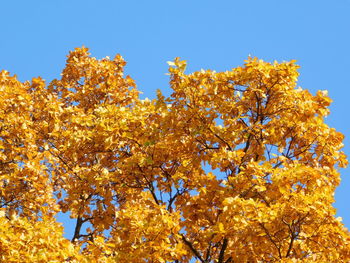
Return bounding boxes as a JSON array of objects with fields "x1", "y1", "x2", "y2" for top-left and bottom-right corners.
[
  {"x1": 0, "y1": 214, "x2": 80, "y2": 262},
  {"x1": 0, "y1": 48, "x2": 349, "y2": 262}
]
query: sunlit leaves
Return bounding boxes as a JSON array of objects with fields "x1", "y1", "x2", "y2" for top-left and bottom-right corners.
[
  {"x1": 0, "y1": 48, "x2": 348, "y2": 262},
  {"x1": 0, "y1": 213, "x2": 80, "y2": 262}
]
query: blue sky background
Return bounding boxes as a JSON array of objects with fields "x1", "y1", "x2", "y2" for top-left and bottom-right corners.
[{"x1": 1, "y1": 0, "x2": 349, "y2": 238}]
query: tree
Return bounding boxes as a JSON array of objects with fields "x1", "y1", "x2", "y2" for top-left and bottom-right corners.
[{"x1": 0, "y1": 47, "x2": 349, "y2": 262}]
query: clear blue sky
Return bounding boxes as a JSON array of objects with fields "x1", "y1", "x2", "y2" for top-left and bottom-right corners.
[{"x1": 1, "y1": 0, "x2": 349, "y2": 235}]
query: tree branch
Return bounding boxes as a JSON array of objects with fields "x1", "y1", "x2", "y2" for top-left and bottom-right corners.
[
  {"x1": 181, "y1": 234, "x2": 205, "y2": 263},
  {"x1": 218, "y1": 238, "x2": 228, "y2": 263},
  {"x1": 71, "y1": 216, "x2": 84, "y2": 242}
]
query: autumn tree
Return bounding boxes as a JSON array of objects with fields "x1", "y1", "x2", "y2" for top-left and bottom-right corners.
[{"x1": 0, "y1": 47, "x2": 349, "y2": 262}]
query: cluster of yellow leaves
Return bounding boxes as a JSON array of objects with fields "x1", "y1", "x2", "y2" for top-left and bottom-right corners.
[
  {"x1": 0, "y1": 48, "x2": 349, "y2": 262},
  {"x1": 0, "y1": 211, "x2": 80, "y2": 262},
  {"x1": 89, "y1": 191, "x2": 186, "y2": 262}
]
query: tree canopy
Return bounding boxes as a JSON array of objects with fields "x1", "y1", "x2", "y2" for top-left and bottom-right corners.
[{"x1": 0, "y1": 47, "x2": 349, "y2": 262}]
